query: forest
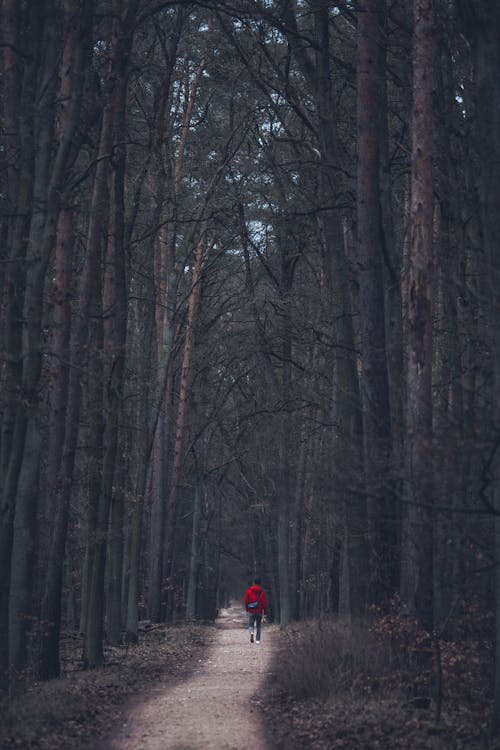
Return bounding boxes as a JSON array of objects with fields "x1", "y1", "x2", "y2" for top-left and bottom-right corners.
[{"x1": 1, "y1": 0, "x2": 499, "y2": 742}]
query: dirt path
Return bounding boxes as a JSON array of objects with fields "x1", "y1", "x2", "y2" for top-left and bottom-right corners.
[{"x1": 108, "y1": 602, "x2": 274, "y2": 750}]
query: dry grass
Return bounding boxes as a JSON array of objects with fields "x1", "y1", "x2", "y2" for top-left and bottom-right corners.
[
  {"x1": 271, "y1": 617, "x2": 399, "y2": 700},
  {"x1": 262, "y1": 617, "x2": 493, "y2": 750}
]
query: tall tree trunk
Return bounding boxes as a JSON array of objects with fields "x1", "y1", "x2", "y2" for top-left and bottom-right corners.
[
  {"x1": 144, "y1": 15, "x2": 185, "y2": 623},
  {"x1": 148, "y1": 374, "x2": 173, "y2": 622},
  {"x1": 74, "y1": 24, "x2": 117, "y2": 663},
  {"x1": 38, "y1": 209, "x2": 74, "y2": 679},
  {"x1": 148, "y1": 207, "x2": 175, "y2": 624},
  {"x1": 0, "y1": 0, "x2": 29, "y2": 691},
  {"x1": 291, "y1": 409, "x2": 312, "y2": 620},
  {"x1": 8, "y1": 0, "x2": 86, "y2": 690},
  {"x1": 186, "y1": 481, "x2": 203, "y2": 618},
  {"x1": 432, "y1": 41, "x2": 465, "y2": 628},
  {"x1": 82, "y1": 264, "x2": 105, "y2": 667},
  {"x1": 380, "y1": 9, "x2": 409, "y2": 529},
  {"x1": 124, "y1": 263, "x2": 156, "y2": 642},
  {"x1": 164, "y1": 234, "x2": 208, "y2": 615},
  {"x1": 313, "y1": 2, "x2": 367, "y2": 619},
  {"x1": 99, "y1": 29, "x2": 129, "y2": 647},
  {"x1": 38, "y1": 0, "x2": 93, "y2": 680},
  {"x1": 457, "y1": 0, "x2": 500, "y2": 733},
  {"x1": 277, "y1": 232, "x2": 295, "y2": 627},
  {"x1": 400, "y1": 0, "x2": 436, "y2": 634},
  {"x1": 356, "y1": 0, "x2": 394, "y2": 604},
  {"x1": 84, "y1": 0, "x2": 139, "y2": 667},
  {"x1": 106, "y1": 464, "x2": 125, "y2": 644}
]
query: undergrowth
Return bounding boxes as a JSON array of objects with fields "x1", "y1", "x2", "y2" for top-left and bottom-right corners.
[{"x1": 263, "y1": 599, "x2": 494, "y2": 749}]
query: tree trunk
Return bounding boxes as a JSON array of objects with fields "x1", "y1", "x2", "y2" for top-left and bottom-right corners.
[
  {"x1": 8, "y1": 0, "x2": 86, "y2": 691},
  {"x1": 277, "y1": 232, "x2": 294, "y2": 627},
  {"x1": 432, "y1": 41, "x2": 465, "y2": 627},
  {"x1": 400, "y1": 0, "x2": 436, "y2": 634},
  {"x1": 459, "y1": 0, "x2": 500, "y2": 733},
  {"x1": 313, "y1": 3, "x2": 367, "y2": 619},
  {"x1": 148, "y1": 374, "x2": 172, "y2": 622},
  {"x1": 164, "y1": 234, "x2": 208, "y2": 615},
  {"x1": 8, "y1": 417, "x2": 41, "y2": 692},
  {"x1": 291, "y1": 412, "x2": 312, "y2": 620},
  {"x1": 98, "y1": 26, "x2": 129, "y2": 646},
  {"x1": 77, "y1": 21, "x2": 118, "y2": 665},
  {"x1": 0, "y1": 0, "x2": 29, "y2": 691},
  {"x1": 106, "y1": 471, "x2": 125, "y2": 645},
  {"x1": 148, "y1": 212, "x2": 175, "y2": 623},
  {"x1": 84, "y1": 0, "x2": 139, "y2": 667},
  {"x1": 124, "y1": 232, "x2": 156, "y2": 642},
  {"x1": 38, "y1": 208, "x2": 74, "y2": 679},
  {"x1": 82, "y1": 267, "x2": 105, "y2": 668},
  {"x1": 38, "y1": 0, "x2": 93, "y2": 680},
  {"x1": 380, "y1": 4, "x2": 409, "y2": 492},
  {"x1": 356, "y1": 0, "x2": 394, "y2": 604},
  {"x1": 186, "y1": 481, "x2": 203, "y2": 618}
]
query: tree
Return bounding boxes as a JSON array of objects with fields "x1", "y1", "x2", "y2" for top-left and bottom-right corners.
[
  {"x1": 400, "y1": 0, "x2": 436, "y2": 634},
  {"x1": 4, "y1": 0, "x2": 91, "y2": 691},
  {"x1": 356, "y1": 0, "x2": 395, "y2": 604},
  {"x1": 454, "y1": 0, "x2": 500, "y2": 733},
  {"x1": 83, "y1": 0, "x2": 140, "y2": 668},
  {"x1": 38, "y1": 0, "x2": 94, "y2": 681}
]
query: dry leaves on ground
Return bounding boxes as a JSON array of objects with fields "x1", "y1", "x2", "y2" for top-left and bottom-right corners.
[
  {"x1": 0, "y1": 624, "x2": 212, "y2": 750},
  {"x1": 262, "y1": 692, "x2": 490, "y2": 750}
]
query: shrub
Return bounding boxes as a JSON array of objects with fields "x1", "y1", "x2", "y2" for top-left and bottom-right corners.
[
  {"x1": 371, "y1": 595, "x2": 493, "y2": 713},
  {"x1": 271, "y1": 597, "x2": 493, "y2": 715},
  {"x1": 271, "y1": 617, "x2": 396, "y2": 701}
]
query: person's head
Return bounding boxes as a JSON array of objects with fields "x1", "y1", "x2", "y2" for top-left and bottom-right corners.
[{"x1": 254, "y1": 577, "x2": 261, "y2": 586}]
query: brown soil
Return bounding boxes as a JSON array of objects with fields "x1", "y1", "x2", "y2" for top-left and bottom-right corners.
[{"x1": 107, "y1": 602, "x2": 275, "y2": 750}]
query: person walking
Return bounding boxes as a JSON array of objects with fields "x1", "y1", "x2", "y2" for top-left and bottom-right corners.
[{"x1": 245, "y1": 577, "x2": 267, "y2": 644}]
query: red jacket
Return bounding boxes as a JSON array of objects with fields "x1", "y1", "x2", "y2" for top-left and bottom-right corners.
[{"x1": 245, "y1": 584, "x2": 267, "y2": 615}]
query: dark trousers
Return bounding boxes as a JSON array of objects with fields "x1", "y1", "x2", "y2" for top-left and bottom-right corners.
[{"x1": 248, "y1": 613, "x2": 262, "y2": 641}]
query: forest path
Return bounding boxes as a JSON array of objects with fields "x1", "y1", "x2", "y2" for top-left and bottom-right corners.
[{"x1": 108, "y1": 602, "x2": 274, "y2": 750}]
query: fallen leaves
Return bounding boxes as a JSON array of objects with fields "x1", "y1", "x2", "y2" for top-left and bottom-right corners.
[
  {"x1": 262, "y1": 691, "x2": 490, "y2": 749},
  {"x1": 0, "y1": 623, "x2": 212, "y2": 750},
  {"x1": 260, "y1": 616, "x2": 493, "y2": 750}
]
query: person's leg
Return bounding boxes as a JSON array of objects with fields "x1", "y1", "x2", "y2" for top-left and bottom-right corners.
[
  {"x1": 248, "y1": 614, "x2": 255, "y2": 642},
  {"x1": 255, "y1": 614, "x2": 262, "y2": 642}
]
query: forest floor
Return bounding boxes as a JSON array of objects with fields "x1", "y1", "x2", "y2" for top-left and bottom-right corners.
[
  {"x1": 0, "y1": 619, "x2": 212, "y2": 750},
  {"x1": 0, "y1": 603, "x2": 274, "y2": 750},
  {"x1": 0, "y1": 605, "x2": 491, "y2": 750}
]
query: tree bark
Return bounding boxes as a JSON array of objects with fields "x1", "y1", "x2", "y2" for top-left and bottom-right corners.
[
  {"x1": 7, "y1": 0, "x2": 86, "y2": 691},
  {"x1": 164, "y1": 234, "x2": 208, "y2": 615},
  {"x1": 147, "y1": 48, "x2": 181, "y2": 621},
  {"x1": 0, "y1": 0, "x2": 30, "y2": 691},
  {"x1": 75, "y1": 21, "x2": 118, "y2": 664},
  {"x1": 457, "y1": 0, "x2": 500, "y2": 733},
  {"x1": 82, "y1": 255, "x2": 105, "y2": 668},
  {"x1": 313, "y1": 2, "x2": 367, "y2": 619},
  {"x1": 148, "y1": 375, "x2": 172, "y2": 622},
  {"x1": 38, "y1": 0, "x2": 93, "y2": 680},
  {"x1": 277, "y1": 230, "x2": 295, "y2": 627},
  {"x1": 400, "y1": 0, "x2": 436, "y2": 633},
  {"x1": 84, "y1": 0, "x2": 139, "y2": 667},
  {"x1": 98, "y1": 21, "x2": 129, "y2": 646},
  {"x1": 356, "y1": 0, "x2": 394, "y2": 604},
  {"x1": 38, "y1": 208, "x2": 74, "y2": 680},
  {"x1": 186, "y1": 481, "x2": 203, "y2": 618}
]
